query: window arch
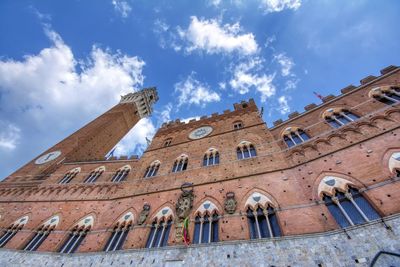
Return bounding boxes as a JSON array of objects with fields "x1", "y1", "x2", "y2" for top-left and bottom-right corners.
[
  {"x1": 236, "y1": 141, "x2": 257, "y2": 160},
  {"x1": 233, "y1": 121, "x2": 244, "y2": 130},
  {"x1": 172, "y1": 154, "x2": 188, "y2": 173},
  {"x1": 318, "y1": 176, "x2": 380, "y2": 228},
  {"x1": 323, "y1": 108, "x2": 360, "y2": 128},
  {"x1": 369, "y1": 85, "x2": 400, "y2": 105},
  {"x1": 203, "y1": 148, "x2": 220, "y2": 167},
  {"x1": 164, "y1": 138, "x2": 172, "y2": 147},
  {"x1": 59, "y1": 168, "x2": 80, "y2": 184},
  {"x1": 111, "y1": 165, "x2": 131, "y2": 182},
  {"x1": 144, "y1": 160, "x2": 161, "y2": 178},
  {"x1": 282, "y1": 127, "x2": 310, "y2": 148},
  {"x1": 0, "y1": 215, "x2": 29, "y2": 248},
  {"x1": 59, "y1": 215, "x2": 94, "y2": 254},
  {"x1": 193, "y1": 201, "x2": 219, "y2": 244},
  {"x1": 145, "y1": 207, "x2": 173, "y2": 248},
  {"x1": 388, "y1": 152, "x2": 400, "y2": 175},
  {"x1": 24, "y1": 215, "x2": 60, "y2": 251},
  {"x1": 104, "y1": 212, "x2": 133, "y2": 252},
  {"x1": 245, "y1": 193, "x2": 281, "y2": 239},
  {"x1": 84, "y1": 166, "x2": 105, "y2": 183}
]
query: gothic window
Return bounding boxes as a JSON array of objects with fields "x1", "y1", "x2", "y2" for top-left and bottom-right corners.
[
  {"x1": 369, "y1": 86, "x2": 400, "y2": 105},
  {"x1": 24, "y1": 215, "x2": 59, "y2": 251},
  {"x1": 319, "y1": 176, "x2": 380, "y2": 228},
  {"x1": 59, "y1": 216, "x2": 93, "y2": 254},
  {"x1": 245, "y1": 193, "x2": 281, "y2": 239},
  {"x1": 236, "y1": 141, "x2": 257, "y2": 160},
  {"x1": 104, "y1": 212, "x2": 133, "y2": 252},
  {"x1": 144, "y1": 160, "x2": 161, "y2": 178},
  {"x1": 145, "y1": 207, "x2": 173, "y2": 248},
  {"x1": 172, "y1": 154, "x2": 188, "y2": 173},
  {"x1": 59, "y1": 168, "x2": 80, "y2": 184},
  {"x1": 233, "y1": 121, "x2": 244, "y2": 130},
  {"x1": 323, "y1": 108, "x2": 359, "y2": 128},
  {"x1": 111, "y1": 165, "x2": 131, "y2": 182},
  {"x1": 164, "y1": 139, "x2": 172, "y2": 147},
  {"x1": 0, "y1": 216, "x2": 29, "y2": 248},
  {"x1": 282, "y1": 127, "x2": 310, "y2": 148},
  {"x1": 193, "y1": 201, "x2": 219, "y2": 244},
  {"x1": 84, "y1": 166, "x2": 105, "y2": 183},
  {"x1": 203, "y1": 148, "x2": 220, "y2": 167}
]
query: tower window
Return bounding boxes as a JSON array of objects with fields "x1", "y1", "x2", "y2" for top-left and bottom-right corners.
[
  {"x1": 111, "y1": 166, "x2": 131, "y2": 182},
  {"x1": 323, "y1": 108, "x2": 359, "y2": 129},
  {"x1": 236, "y1": 141, "x2": 257, "y2": 160},
  {"x1": 172, "y1": 155, "x2": 188, "y2": 172},
  {"x1": 247, "y1": 205, "x2": 281, "y2": 239},
  {"x1": 233, "y1": 121, "x2": 244, "y2": 130},
  {"x1": 144, "y1": 160, "x2": 161, "y2": 178},
  {"x1": 24, "y1": 215, "x2": 59, "y2": 252},
  {"x1": 164, "y1": 139, "x2": 172, "y2": 147},
  {"x1": 145, "y1": 218, "x2": 173, "y2": 248},
  {"x1": 59, "y1": 168, "x2": 80, "y2": 184},
  {"x1": 84, "y1": 167, "x2": 104, "y2": 183},
  {"x1": 369, "y1": 86, "x2": 400, "y2": 105},
  {"x1": 0, "y1": 216, "x2": 28, "y2": 248},
  {"x1": 104, "y1": 213, "x2": 133, "y2": 252},
  {"x1": 203, "y1": 148, "x2": 220, "y2": 167},
  {"x1": 323, "y1": 187, "x2": 380, "y2": 228},
  {"x1": 282, "y1": 127, "x2": 310, "y2": 148}
]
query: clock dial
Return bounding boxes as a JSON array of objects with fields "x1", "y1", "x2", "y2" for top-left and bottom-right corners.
[
  {"x1": 34, "y1": 151, "x2": 62, "y2": 165},
  {"x1": 189, "y1": 126, "x2": 213, "y2": 140}
]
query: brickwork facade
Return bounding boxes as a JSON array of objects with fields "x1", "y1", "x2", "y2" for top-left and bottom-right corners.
[{"x1": 0, "y1": 67, "x2": 399, "y2": 264}]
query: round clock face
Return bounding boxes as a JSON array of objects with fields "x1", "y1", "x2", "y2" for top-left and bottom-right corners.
[
  {"x1": 34, "y1": 151, "x2": 62, "y2": 165},
  {"x1": 189, "y1": 126, "x2": 213, "y2": 140}
]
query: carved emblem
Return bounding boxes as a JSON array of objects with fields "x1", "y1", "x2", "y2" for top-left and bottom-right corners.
[
  {"x1": 137, "y1": 204, "x2": 151, "y2": 225},
  {"x1": 224, "y1": 192, "x2": 237, "y2": 214},
  {"x1": 175, "y1": 183, "x2": 195, "y2": 222}
]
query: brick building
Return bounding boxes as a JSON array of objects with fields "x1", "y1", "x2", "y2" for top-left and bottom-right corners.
[{"x1": 0, "y1": 66, "x2": 399, "y2": 266}]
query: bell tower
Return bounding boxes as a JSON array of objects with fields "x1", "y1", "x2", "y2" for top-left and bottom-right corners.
[{"x1": 4, "y1": 87, "x2": 158, "y2": 183}]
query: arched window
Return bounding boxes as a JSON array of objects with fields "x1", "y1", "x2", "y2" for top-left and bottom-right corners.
[
  {"x1": 24, "y1": 215, "x2": 59, "y2": 251},
  {"x1": 145, "y1": 207, "x2": 173, "y2": 248},
  {"x1": 245, "y1": 193, "x2": 281, "y2": 239},
  {"x1": 164, "y1": 138, "x2": 172, "y2": 147},
  {"x1": 323, "y1": 108, "x2": 359, "y2": 128},
  {"x1": 193, "y1": 201, "x2": 219, "y2": 244},
  {"x1": 144, "y1": 160, "x2": 161, "y2": 178},
  {"x1": 282, "y1": 127, "x2": 310, "y2": 148},
  {"x1": 59, "y1": 168, "x2": 80, "y2": 184},
  {"x1": 0, "y1": 216, "x2": 29, "y2": 248},
  {"x1": 203, "y1": 148, "x2": 220, "y2": 167},
  {"x1": 369, "y1": 86, "x2": 400, "y2": 105},
  {"x1": 84, "y1": 166, "x2": 105, "y2": 183},
  {"x1": 319, "y1": 176, "x2": 380, "y2": 228},
  {"x1": 233, "y1": 121, "x2": 244, "y2": 130},
  {"x1": 172, "y1": 154, "x2": 188, "y2": 173},
  {"x1": 236, "y1": 141, "x2": 257, "y2": 160},
  {"x1": 104, "y1": 212, "x2": 133, "y2": 252},
  {"x1": 59, "y1": 215, "x2": 93, "y2": 254},
  {"x1": 111, "y1": 165, "x2": 131, "y2": 182}
]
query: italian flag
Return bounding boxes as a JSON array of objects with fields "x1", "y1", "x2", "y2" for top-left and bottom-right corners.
[{"x1": 182, "y1": 217, "x2": 190, "y2": 246}]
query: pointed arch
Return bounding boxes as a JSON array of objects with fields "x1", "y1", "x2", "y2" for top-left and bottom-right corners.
[
  {"x1": 103, "y1": 210, "x2": 135, "y2": 252},
  {"x1": 0, "y1": 214, "x2": 29, "y2": 248},
  {"x1": 111, "y1": 165, "x2": 131, "y2": 182},
  {"x1": 59, "y1": 167, "x2": 81, "y2": 184},
  {"x1": 23, "y1": 214, "x2": 60, "y2": 251},
  {"x1": 84, "y1": 166, "x2": 105, "y2": 183},
  {"x1": 145, "y1": 204, "x2": 174, "y2": 248},
  {"x1": 143, "y1": 160, "x2": 161, "y2": 178},
  {"x1": 240, "y1": 188, "x2": 279, "y2": 210}
]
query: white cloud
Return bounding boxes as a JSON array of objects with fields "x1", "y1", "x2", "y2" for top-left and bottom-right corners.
[
  {"x1": 158, "y1": 103, "x2": 173, "y2": 123},
  {"x1": 277, "y1": 96, "x2": 290, "y2": 114},
  {"x1": 274, "y1": 53, "x2": 294, "y2": 76},
  {"x1": 178, "y1": 16, "x2": 258, "y2": 55},
  {"x1": 181, "y1": 116, "x2": 201, "y2": 123},
  {"x1": 113, "y1": 118, "x2": 156, "y2": 156},
  {"x1": 0, "y1": 27, "x2": 147, "y2": 155},
  {"x1": 175, "y1": 72, "x2": 221, "y2": 107},
  {"x1": 112, "y1": 0, "x2": 132, "y2": 18},
  {"x1": 0, "y1": 122, "x2": 21, "y2": 150},
  {"x1": 208, "y1": 0, "x2": 222, "y2": 7},
  {"x1": 260, "y1": 0, "x2": 301, "y2": 13},
  {"x1": 229, "y1": 57, "x2": 276, "y2": 102}
]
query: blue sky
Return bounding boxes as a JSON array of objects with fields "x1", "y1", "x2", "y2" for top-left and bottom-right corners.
[{"x1": 0, "y1": 0, "x2": 399, "y2": 179}]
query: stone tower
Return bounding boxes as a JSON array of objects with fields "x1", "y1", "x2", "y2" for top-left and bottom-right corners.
[{"x1": 4, "y1": 87, "x2": 158, "y2": 184}]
